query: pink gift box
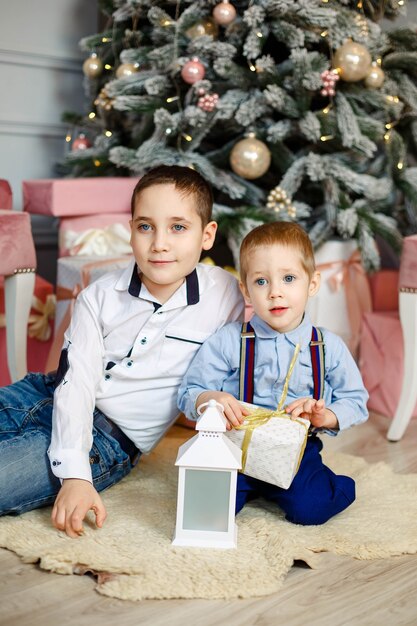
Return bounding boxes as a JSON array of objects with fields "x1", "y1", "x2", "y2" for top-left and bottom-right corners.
[
  {"x1": 368, "y1": 270, "x2": 399, "y2": 312},
  {"x1": 0, "y1": 180, "x2": 12, "y2": 210},
  {"x1": 359, "y1": 311, "x2": 417, "y2": 418},
  {"x1": 58, "y1": 213, "x2": 131, "y2": 257},
  {"x1": 23, "y1": 178, "x2": 139, "y2": 217}
]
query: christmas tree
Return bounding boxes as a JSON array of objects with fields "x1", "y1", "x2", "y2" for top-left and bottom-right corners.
[{"x1": 63, "y1": 0, "x2": 417, "y2": 270}]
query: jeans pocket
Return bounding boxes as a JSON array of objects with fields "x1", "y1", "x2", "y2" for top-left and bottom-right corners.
[{"x1": 90, "y1": 436, "x2": 131, "y2": 492}]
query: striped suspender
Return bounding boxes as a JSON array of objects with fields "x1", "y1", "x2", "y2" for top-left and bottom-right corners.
[
  {"x1": 239, "y1": 323, "x2": 325, "y2": 402},
  {"x1": 239, "y1": 322, "x2": 256, "y2": 402},
  {"x1": 310, "y1": 327, "x2": 325, "y2": 401}
]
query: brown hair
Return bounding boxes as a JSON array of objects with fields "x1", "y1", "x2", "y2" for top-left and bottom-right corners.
[
  {"x1": 240, "y1": 221, "x2": 316, "y2": 285},
  {"x1": 130, "y1": 165, "x2": 213, "y2": 226}
]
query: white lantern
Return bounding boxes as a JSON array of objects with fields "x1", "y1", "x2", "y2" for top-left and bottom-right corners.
[{"x1": 172, "y1": 400, "x2": 242, "y2": 549}]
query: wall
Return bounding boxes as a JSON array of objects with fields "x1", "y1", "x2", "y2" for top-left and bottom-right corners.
[{"x1": 0, "y1": 0, "x2": 98, "y2": 282}]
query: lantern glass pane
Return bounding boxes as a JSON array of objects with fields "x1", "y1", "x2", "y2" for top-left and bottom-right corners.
[{"x1": 183, "y1": 469, "x2": 231, "y2": 532}]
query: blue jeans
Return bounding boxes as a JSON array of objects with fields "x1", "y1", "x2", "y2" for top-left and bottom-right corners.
[
  {"x1": 0, "y1": 372, "x2": 140, "y2": 516},
  {"x1": 236, "y1": 435, "x2": 355, "y2": 525}
]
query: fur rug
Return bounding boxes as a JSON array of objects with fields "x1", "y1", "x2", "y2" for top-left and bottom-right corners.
[{"x1": 1, "y1": 427, "x2": 417, "y2": 601}]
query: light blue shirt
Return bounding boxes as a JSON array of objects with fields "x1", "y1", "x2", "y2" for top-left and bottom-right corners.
[{"x1": 178, "y1": 313, "x2": 369, "y2": 434}]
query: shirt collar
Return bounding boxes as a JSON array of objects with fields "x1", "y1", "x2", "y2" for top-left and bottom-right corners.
[
  {"x1": 115, "y1": 260, "x2": 200, "y2": 307},
  {"x1": 250, "y1": 312, "x2": 314, "y2": 351}
]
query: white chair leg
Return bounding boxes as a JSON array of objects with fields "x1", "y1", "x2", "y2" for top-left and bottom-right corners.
[
  {"x1": 4, "y1": 272, "x2": 35, "y2": 383},
  {"x1": 387, "y1": 292, "x2": 417, "y2": 441}
]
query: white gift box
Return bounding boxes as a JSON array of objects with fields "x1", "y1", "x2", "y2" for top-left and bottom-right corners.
[
  {"x1": 55, "y1": 255, "x2": 133, "y2": 333},
  {"x1": 225, "y1": 402, "x2": 310, "y2": 489}
]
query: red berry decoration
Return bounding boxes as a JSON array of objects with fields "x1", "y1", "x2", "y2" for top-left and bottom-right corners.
[
  {"x1": 198, "y1": 93, "x2": 219, "y2": 112},
  {"x1": 320, "y1": 69, "x2": 340, "y2": 97}
]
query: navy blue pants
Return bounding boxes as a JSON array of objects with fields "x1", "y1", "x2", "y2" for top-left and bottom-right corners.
[{"x1": 236, "y1": 436, "x2": 355, "y2": 525}]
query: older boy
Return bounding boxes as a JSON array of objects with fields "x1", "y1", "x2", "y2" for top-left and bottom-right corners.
[
  {"x1": 178, "y1": 222, "x2": 368, "y2": 525},
  {"x1": 0, "y1": 165, "x2": 244, "y2": 536}
]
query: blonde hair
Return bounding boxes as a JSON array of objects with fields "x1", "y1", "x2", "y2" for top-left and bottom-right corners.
[{"x1": 240, "y1": 222, "x2": 316, "y2": 285}]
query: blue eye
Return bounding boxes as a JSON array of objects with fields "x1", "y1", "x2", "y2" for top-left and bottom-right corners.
[
  {"x1": 256, "y1": 278, "x2": 267, "y2": 286},
  {"x1": 284, "y1": 275, "x2": 295, "y2": 283},
  {"x1": 138, "y1": 223, "x2": 152, "y2": 232},
  {"x1": 172, "y1": 224, "x2": 186, "y2": 232}
]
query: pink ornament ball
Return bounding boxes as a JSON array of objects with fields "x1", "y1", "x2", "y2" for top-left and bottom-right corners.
[
  {"x1": 72, "y1": 134, "x2": 91, "y2": 151},
  {"x1": 181, "y1": 58, "x2": 206, "y2": 84},
  {"x1": 213, "y1": 1, "x2": 237, "y2": 26}
]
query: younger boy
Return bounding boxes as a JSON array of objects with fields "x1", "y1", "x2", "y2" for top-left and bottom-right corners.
[
  {"x1": 178, "y1": 222, "x2": 368, "y2": 525},
  {"x1": 0, "y1": 165, "x2": 244, "y2": 536}
]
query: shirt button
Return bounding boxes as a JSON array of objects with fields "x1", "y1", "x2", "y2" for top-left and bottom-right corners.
[
  {"x1": 105, "y1": 373, "x2": 111, "y2": 380},
  {"x1": 141, "y1": 337, "x2": 147, "y2": 345},
  {"x1": 127, "y1": 360, "x2": 133, "y2": 367},
  {"x1": 157, "y1": 311, "x2": 163, "y2": 315}
]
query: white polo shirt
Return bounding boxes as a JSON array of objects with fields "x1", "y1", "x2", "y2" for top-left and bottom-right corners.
[{"x1": 48, "y1": 260, "x2": 245, "y2": 482}]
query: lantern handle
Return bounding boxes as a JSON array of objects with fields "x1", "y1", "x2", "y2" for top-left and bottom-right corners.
[{"x1": 196, "y1": 399, "x2": 225, "y2": 416}]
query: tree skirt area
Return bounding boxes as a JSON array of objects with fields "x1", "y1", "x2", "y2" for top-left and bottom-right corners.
[{"x1": 1, "y1": 427, "x2": 417, "y2": 602}]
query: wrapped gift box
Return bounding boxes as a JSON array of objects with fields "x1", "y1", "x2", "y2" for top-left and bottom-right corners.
[
  {"x1": 0, "y1": 179, "x2": 12, "y2": 209},
  {"x1": 0, "y1": 275, "x2": 54, "y2": 386},
  {"x1": 54, "y1": 254, "x2": 133, "y2": 333},
  {"x1": 360, "y1": 311, "x2": 417, "y2": 418},
  {"x1": 58, "y1": 213, "x2": 131, "y2": 257},
  {"x1": 306, "y1": 240, "x2": 372, "y2": 357},
  {"x1": 369, "y1": 270, "x2": 399, "y2": 312},
  {"x1": 226, "y1": 402, "x2": 310, "y2": 489},
  {"x1": 23, "y1": 178, "x2": 138, "y2": 217},
  {"x1": 46, "y1": 255, "x2": 133, "y2": 372}
]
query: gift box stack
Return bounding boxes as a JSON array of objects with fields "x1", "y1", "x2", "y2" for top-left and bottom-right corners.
[
  {"x1": 22, "y1": 177, "x2": 138, "y2": 371},
  {"x1": 360, "y1": 269, "x2": 417, "y2": 419}
]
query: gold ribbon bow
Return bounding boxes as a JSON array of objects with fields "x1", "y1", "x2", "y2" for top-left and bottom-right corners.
[
  {"x1": 28, "y1": 294, "x2": 56, "y2": 341},
  {"x1": 0, "y1": 295, "x2": 56, "y2": 341},
  {"x1": 235, "y1": 343, "x2": 309, "y2": 472}
]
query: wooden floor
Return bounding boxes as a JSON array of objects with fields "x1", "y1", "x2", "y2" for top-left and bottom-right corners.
[{"x1": 1, "y1": 412, "x2": 417, "y2": 626}]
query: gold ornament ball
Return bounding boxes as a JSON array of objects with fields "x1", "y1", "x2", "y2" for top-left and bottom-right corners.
[
  {"x1": 82, "y1": 53, "x2": 103, "y2": 79},
  {"x1": 364, "y1": 64, "x2": 385, "y2": 89},
  {"x1": 332, "y1": 41, "x2": 371, "y2": 82},
  {"x1": 230, "y1": 135, "x2": 271, "y2": 180},
  {"x1": 186, "y1": 18, "x2": 219, "y2": 39},
  {"x1": 116, "y1": 62, "x2": 138, "y2": 78}
]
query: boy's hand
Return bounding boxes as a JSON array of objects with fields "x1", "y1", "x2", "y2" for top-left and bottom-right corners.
[
  {"x1": 51, "y1": 479, "x2": 107, "y2": 538},
  {"x1": 285, "y1": 398, "x2": 339, "y2": 430},
  {"x1": 196, "y1": 391, "x2": 250, "y2": 430}
]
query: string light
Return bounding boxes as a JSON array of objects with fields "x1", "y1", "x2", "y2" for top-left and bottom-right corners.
[
  {"x1": 101, "y1": 37, "x2": 111, "y2": 43},
  {"x1": 160, "y1": 18, "x2": 173, "y2": 26},
  {"x1": 105, "y1": 130, "x2": 112, "y2": 137},
  {"x1": 88, "y1": 112, "x2": 96, "y2": 119},
  {"x1": 166, "y1": 96, "x2": 179, "y2": 103},
  {"x1": 94, "y1": 159, "x2": 101, "y2": 167},
  {"x1": 376, "y1": 58, "x2": 382, "y2": 66},
  {"x1": 65, "y1": 133, "x2": 71, "y2": 143},
  {"x1": 398, "y1": 0, "x2": 405, "y2": 5},
  {"x1": 384, "y1": 130, "x2": 391, "y2": 142},
  {"x1": 182, "y1": 133, "x2": 192, "y2": 142},
  {"x1": 256, "y1": 31, "x2": 263, "y2": 38},
  {"x1": 320, "y1": 135, "x2": 334, "y2": 141},
  {"x1": 357, "y1": 0, "x2": 363, "y2": 7},
  {"x1": 248, "y1": 62, "x2": 256, "y2": 72},
  {"x1": 322, "y1": 104, "x2": 332, "y2": 114},
  {"x1": 321, "y1": 30, "x2": 329, "y2": 37},
  {"x1": 165, "y1": 128, "x2": 173, "y2": 134},
  {"x1": 105, "y1": 64, "x2": 113, "y2": 70},
  {"x1": 397, "y1": 161, "x2": 404, "y2": 169},
  {"x1": 386, "y1": 95, "x2": 400, "y2": 103}
]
